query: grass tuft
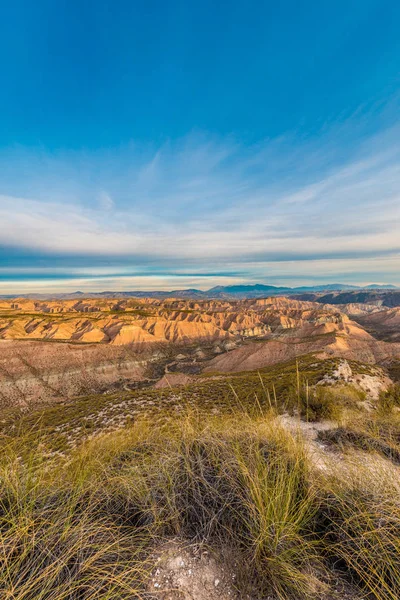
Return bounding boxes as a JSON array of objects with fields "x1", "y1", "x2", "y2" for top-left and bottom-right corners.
[{"x1": 2, "y1": 398, "x2": 400, "y2": 599}]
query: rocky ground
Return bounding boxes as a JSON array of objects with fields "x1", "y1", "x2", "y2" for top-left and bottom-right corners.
[
  {"x1": 147, "y1": 541, "x2": 239, "y2": 600},
  {"x1": 146, "y1": 539, "x2": 365, "y2": 600}
]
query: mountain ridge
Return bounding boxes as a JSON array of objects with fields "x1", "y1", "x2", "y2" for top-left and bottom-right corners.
[{"x1": 1, "y1": 282, "x2": 397, "y2": 301}]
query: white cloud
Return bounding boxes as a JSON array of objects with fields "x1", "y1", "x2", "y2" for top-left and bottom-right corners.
[
  {"x1": 1, "y1": 124, "x2": 400, "y2": 289},
  {"x1": 98, "y1": 191, "x2": 114, "y2": 211}
]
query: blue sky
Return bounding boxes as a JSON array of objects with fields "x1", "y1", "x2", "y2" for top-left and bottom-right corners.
[{"x1": 1, "y1": 0, "x2": 400, "y2": 293}]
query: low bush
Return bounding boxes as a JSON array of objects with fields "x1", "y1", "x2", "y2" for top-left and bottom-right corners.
[{"x1": 378, "y1": 383, "x2": 400, "y2": 412}]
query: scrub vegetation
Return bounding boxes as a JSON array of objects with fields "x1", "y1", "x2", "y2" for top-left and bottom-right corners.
[{"x1": 1, "y1": 370, "x2": 400, "y2": 599}]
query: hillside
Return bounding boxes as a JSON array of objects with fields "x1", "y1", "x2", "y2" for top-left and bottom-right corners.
[
  {"x1": 1, "y1": 295, "x2": 400, "y2": 407},
  {"x1": 1, "y1": 295, "x2": 400, "y2": 599},
  {"x1": 1, "y1": 353, "x2": 400, "y2": 600},
  {"x1": 295, "y1": 289, "x2": 400, "y2": 307},
  {"x1": 0, "y1": 295, "x2": 392, "y2": 346}
]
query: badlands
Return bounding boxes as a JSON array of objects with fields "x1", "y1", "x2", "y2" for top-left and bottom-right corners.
[{"x1": 1, "y1": 294, "x2": 400, "y2": 406}]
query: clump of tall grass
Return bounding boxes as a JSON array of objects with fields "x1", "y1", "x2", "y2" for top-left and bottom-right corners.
[
  {"x1": 378, "y1": 382, "x2": 400, "y2": 413},
  {"x1": 280, "y1": 364, "x2": 360, "y2": 422},
  {"x1": 318, "y1": 403, "x2": 400, "y2": 465},
  {"x1": 2, "y1": 405, "x2": 400, "y2": 599},
  {"x1": 0, "y1": 412, "x2": 327, "y2": 599},
  {"x1": 319, "y1": 456, "x2": 400, "y2": 600},
  {"x1": 0, "y1": 442, "x2": 151, "y2": 599},
  {"x1": 102, "y1": 413, "x2": 325, "y2": 598}
]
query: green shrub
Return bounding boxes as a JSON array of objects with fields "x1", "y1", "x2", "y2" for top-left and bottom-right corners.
[{"x1": 379, "y1": 383, "x2": 400, "y2": 412}]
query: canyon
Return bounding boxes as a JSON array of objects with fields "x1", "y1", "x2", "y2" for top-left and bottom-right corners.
[{"x1": 1, "y1": 294, "x2": 399, "y2": 406}]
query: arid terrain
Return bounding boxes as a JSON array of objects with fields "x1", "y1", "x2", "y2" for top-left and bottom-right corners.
[
  {"x1": 2, "y1": 292, "x2": 400, "y2": 600},
  {"x1": 1, "y1": 294, "x2": 400, "y2": 406}
]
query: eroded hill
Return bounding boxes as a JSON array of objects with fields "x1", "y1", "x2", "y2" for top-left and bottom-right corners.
[
  {"x1": 0, "y1": 296, "x2": 380, "y2": 345},
  {"x1": 1, "y1": 295, "x2": 400, "y2": 406}
]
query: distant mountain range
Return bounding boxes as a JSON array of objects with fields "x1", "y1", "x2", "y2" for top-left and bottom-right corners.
[{"x1": 1, "y1": 283, "x2": 398, "y2": 300}]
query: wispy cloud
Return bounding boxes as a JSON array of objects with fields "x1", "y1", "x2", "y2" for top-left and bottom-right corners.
[
  {"x1": 98, "y1": 191, "x2": 114, "y2": 211},
  {"x1": 1, "y1": 121, "x2": 400, "y2": 291}
]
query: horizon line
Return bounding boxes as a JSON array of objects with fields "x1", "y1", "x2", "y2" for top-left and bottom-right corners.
[{"x1": 1, "y1": 280, "x2": 398, "y2": 298}]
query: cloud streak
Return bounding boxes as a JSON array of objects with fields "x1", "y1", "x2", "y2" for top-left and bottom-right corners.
[{"x1": 1, "y1": 121, "x2": 400, "y2": 291}]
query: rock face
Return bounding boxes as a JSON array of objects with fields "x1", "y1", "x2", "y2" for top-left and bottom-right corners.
[
  {"x1": 1, "y1": 295, "x2": 400, "y2": 406},
  {"x1": 351, "y1": 307, "x2": 400, "y2": 342},
  {"x1": 204, "y1": 328, "x2": 400, "y2": 374},
  {"x1": 0, "y1": 340, "x2": 146, "y2": 407},
  {"x1": 320, "y1": 360, "x2": 391, "y2": 400},
  {"x1": 202, "y1": 301, "x2": 400, "y2": 373},
  {"x1": 0, "y1": 295, "x2": 380, "y2": 347}
]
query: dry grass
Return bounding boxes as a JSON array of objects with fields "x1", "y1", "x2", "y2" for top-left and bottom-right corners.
[
  {"x1": 320, "y1": 456, "x2": 400, "y2": 600},
  {"x1": 318, "y1": 397, "x2": 400, "y2": 465},
  {"x1": 1, "y1": 401, "x2": 400, "y2": 599},
  {"x1": 0, "y1": 441, "x2": 152, "y2": 599}
]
